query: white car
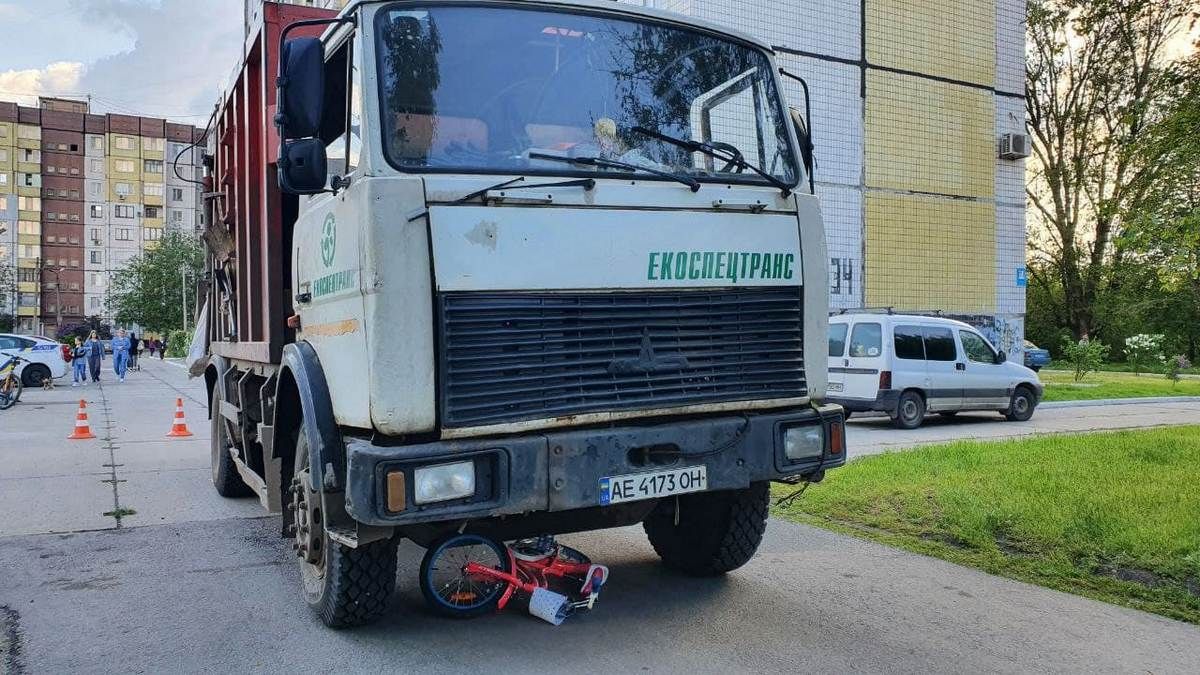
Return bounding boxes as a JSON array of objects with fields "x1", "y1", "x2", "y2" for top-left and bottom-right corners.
[
  {"x1": 0, "y1": 334, "x2": 69, "y2": 386},
  {"x1": 825, "y1": 313, "x2": 1043, "y2": 429}
]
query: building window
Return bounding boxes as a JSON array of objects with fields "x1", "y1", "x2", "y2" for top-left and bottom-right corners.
[
  {"x1": 144, "y1": 205, "x2": 161, "y2": 219},
  {"x1": 18, "y1": 222, "x2": 38, "y2": 235},
  {"x1": 70, "y1": 167, "x2": 79, "y2": 175},
  {"x1": 115, "y1": 228, "x2": 131, "y2": 241},
  {"x1": 144, "y1": 159, "x2": 163, "y2": 173},
  {"x1": 20, "y1": 173, "x2": 35, "y2": 187},
  {"x1": 90, "y1": 227, "x2": 101, "y2": 242},
  {"x1": 114, "y1": 205, "x2": 134, "y2": 219},
  {"x1": 90, "y1": 136, "x2": 103, "y2": 151},
  {"x1": 22, "y1": 148, "x2": 39, "y2": 162},
  {"x1": 17, "y1": 126, "x2": 39, "y2": 140},
  {"x1": 114, "y1": 182, "x2": 132, "y2": 196},
  {"x1": 113, "y1": 136, "x2": 134, "y2": 150},
  {"x1": 89, "y1": 182, "x2": 101, "y2": 197},
  {"x1": 17, "y1": 269, "x2": 38, "y2": 283},
  {"x1": 143, "y1": 227, "x2": 163, "y2": 241},
  {"x1": 144, "y1": 183, "x2": 164, "y2": 197},
  {"x1": 0, "y1": 196, "x2": 6, "y2": 210},
  {"x1": 90, "y1": 251, "x2": 102, "y2": 264},
  {"x1": 69, "y1": 282, "x2": 79, "y2": 291},
  {"x1": 17, "y1": 196, "x2": 40, "y2": 210},
  {"x1": 114, "y1": 159, "x2": 136, "y2": 173},
  {"x1": 89, "y1": 205, "x2": 104, "y2": 218},
  {"x1": 169, "y1": 209, "x2": 184, "y2": 223},
  {"x1": 90, "y1": 159, "x2": 103, "y2": 173},
  {"x1": 0, "y1": 174, "x2": 6, "y2": 186},
  {"x1": 170, "y1": 187, "x2": 184, "y2": 201},
  {"x1": 90, "y1": 297, "x2": 101, "y2": 309},
  {"x1": 0, "y1": 148, "x2": 9, "y2": 162}
]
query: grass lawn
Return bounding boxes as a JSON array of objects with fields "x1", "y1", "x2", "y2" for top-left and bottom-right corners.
[
  {"x1": 773, "y1": 426, "x2": 1200, "y2": 623},
  {"x1": 1040, "y1": 369, "x2": 1200, "y2": 401}
]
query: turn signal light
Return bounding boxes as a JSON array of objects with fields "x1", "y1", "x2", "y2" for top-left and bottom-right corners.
[
  {"x1": 829, "y1": 421, "x2": 844, "y2": 455},
  {"x1": 386, "y1": 471, "x2": 406, "y2": 512}
]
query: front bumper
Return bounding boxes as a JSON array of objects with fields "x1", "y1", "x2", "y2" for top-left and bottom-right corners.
[{"x1": 344, "y1": 404, "x2": 846, "y2": 526}]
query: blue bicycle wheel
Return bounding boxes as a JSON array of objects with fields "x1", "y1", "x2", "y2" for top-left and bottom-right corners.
[{"x1": 420, "y1": 533, "x2": 511, "y2": 618}]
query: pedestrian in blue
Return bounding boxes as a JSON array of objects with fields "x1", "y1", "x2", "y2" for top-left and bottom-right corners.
[
  {"x1": 84, "y1": 330, "x2": 104, "y2": 383},
  {"x1": 71, "y1": 337, "x2": 88, "y2": 387},
  {"x1": 112, "y1": 329, "x2": 131, "y2": 383}
]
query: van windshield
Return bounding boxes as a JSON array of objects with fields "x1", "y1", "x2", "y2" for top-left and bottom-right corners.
[{"x1": 374, "y1": 5, "x2": 797, "y2": 186}]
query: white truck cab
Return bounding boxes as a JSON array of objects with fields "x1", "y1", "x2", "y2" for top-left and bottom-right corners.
[{"x1": 826, "y1": 312, "x2": 1043, "y2": 428}]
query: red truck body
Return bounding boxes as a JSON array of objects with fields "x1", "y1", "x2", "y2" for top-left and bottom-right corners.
[{"x1": 206, "y1": 1, "x2": 336, "y2": 366}]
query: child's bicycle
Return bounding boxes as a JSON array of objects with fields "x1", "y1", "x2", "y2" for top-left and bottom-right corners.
[
  {"x1": 420, "y1": 534, "x2": 609, "y2": 625},
  {"x1": 0, "y1": 352, "x2": 29, "y2": 410}
]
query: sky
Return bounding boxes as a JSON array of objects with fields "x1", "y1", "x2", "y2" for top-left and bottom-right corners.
[{"x1": 0, "y1": 0, "x2": 243, "y2": 125}]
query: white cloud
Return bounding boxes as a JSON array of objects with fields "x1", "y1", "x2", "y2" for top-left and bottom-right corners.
[{"x1": 0, "y1": 61, "x2": 86, "y2": 105}]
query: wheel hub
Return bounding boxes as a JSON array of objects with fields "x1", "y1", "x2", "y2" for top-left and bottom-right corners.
[{"x1": 289, "y1": 472, "x2": 324, "y2": 567}]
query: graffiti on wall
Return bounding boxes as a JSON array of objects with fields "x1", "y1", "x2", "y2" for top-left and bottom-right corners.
[
  {"x1": 948, "y1": 313, "x2": 1024, "y2": 362},
  {"x1": 831, "y1": 257, "x2": 856, "y2": 298}
]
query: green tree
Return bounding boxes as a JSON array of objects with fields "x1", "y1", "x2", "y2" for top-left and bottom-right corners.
[
  {"x1": 107, "y1": 231, "x2": 205, "y2": 334},
  {"x1": 1025, "y1": 0, "x2": 1197, "y2": 340}
]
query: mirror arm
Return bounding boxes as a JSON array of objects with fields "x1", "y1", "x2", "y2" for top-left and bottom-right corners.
[{"x1": 778, "y1": 67, "x2": 816, "y2": 194}]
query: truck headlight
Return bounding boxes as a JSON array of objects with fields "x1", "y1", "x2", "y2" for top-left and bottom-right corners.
[
  {"x1": 413, "y1": 461, "x2": 475, "y2": 504},
  {"x1": 783, "y1": 425, "x2": 824, "y2": 461}
]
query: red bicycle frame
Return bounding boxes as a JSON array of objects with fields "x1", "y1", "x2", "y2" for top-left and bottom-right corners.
[{"x1": 463, "y1": 544, "x2": 606, "y2": 611}]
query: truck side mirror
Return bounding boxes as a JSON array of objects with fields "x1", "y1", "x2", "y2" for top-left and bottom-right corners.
[
  {"x1": 789, "y1": 107, "x2": 814, "y2": 186},
  {"x1": 279, "y1": 138, "x2": 328, "y2": 194},
  {"x1": 277, "y1": 37, "x2": 325, "y2": 139}
]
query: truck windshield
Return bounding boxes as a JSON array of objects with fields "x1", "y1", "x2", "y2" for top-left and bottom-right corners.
[{"x1": 374, "y1": 5, "x2": 797, "y2": 187}]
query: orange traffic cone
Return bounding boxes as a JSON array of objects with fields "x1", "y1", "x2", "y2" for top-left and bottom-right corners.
[
  {"x1": 166, "y1": 398, "x2": 194, "y2": 437},
  {"x1": 68, "y1": 399, "x2": 97, "y2": 440}
]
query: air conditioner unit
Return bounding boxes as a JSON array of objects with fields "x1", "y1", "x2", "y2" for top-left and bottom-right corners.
[{"x1": 999, "y1": 133, "x2": 1031, "y2": 160}]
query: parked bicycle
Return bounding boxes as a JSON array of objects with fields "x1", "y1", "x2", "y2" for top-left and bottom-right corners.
[
  {"x1": 419, "y1": 534, "x2": 608, "y2": 625},
  {"x1": 0, "y1": 352, "x2": 30, "y2": 410}
]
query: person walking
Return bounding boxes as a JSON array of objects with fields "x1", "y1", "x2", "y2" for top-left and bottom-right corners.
[
  {"x1": 156, "y1": 337, "x2": 165, "y2": 360},
  {"x1": 128, "y1": 332, "x2": 140, "y2": 372},
  {"x1": 111, "y1": 329, "x2": 131, "y2": 383},
  {"x1": 84, "y1": 330, "x2": 104, "y2": 383},
  {"x1": 71, "y1": 337, "x2": 88, "y2": 387}
]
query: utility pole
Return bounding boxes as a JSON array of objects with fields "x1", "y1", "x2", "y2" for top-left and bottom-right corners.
[{"x1": 180, "y1": 265, "x2": 189, "y2": 333}]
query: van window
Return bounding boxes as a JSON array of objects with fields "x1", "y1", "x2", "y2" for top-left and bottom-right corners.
[
  {"x1": 923, "y1": 327, "x2": 957, "y2": 361},
  {"x1": 894, "y1": 325, "x2": 925, "y2": 360},
  {"x1": 848, "y1": 323, "x2": 882, "y2": 358},
  {"x1": 960, "y1": 331, "x2": 998, "y2": 364},
  {"x1": 828, "y1": 324, "x2": 848, "y2": 357}
]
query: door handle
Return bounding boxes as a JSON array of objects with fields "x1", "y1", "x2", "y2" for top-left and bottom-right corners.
[
  {"x1": 294, "y1": 292, "x2": 312, "y2": 305},
  {"x1": 956, "y1": 363, "x2": 966, "y2": 371}
]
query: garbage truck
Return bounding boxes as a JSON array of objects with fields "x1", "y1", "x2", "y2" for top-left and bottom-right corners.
[{"x1": 199, "y1": 0, "x2": 846, "y2": 628}]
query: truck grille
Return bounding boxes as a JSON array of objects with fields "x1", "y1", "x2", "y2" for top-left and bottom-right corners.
[{"x1": 438, "y1": 288, "x2": 807, "y2": 428}]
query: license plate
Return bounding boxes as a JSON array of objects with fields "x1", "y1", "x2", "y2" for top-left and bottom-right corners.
[
  {"x1": 827, "y1": 382, "x2": 844, "y2": 392},
  {"x1": 599, "y1": 466, "x2": 707, "y2": 506}
]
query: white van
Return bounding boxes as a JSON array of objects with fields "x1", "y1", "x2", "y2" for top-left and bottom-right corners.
[{"x1": 825, "y1": 313, "x2": 1043, "y2": 428}]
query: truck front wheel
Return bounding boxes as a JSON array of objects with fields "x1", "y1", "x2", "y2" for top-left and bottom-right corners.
[
  {"x1": 211, "y1": 387, "x2": 252, "y2": 498},
  {"x1": 642, "y1": 482, "x2": 770, "y2": 576},
  {"x1": 291, "y1": 431, "x2": 397, "y2": 628}
]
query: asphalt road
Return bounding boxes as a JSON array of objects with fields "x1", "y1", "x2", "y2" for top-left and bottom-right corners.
[{"x1": 1, "y1": 359, "x2": 1198, "y2": 674}]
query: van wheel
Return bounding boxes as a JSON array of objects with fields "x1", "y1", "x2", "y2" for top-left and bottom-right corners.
[
  {"x1": 1005, "y1": 387, "x2": 1036, "y2": 422},
  {"x1": 643, "y1": 482, "x2": 769, "y2": 576},
  {"x1": 893, "y1": 391, "x2": 926, "y2": 429}
]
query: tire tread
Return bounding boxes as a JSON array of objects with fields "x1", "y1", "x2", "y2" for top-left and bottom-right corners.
[{"x1": 643, "y1": 482, "x2": 770, "y2": 576}]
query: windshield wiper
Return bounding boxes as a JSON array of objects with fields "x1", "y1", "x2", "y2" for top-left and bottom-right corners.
[
  {"x1": 529, "y1": 152, "x2": 701, "y2": 192},
  {"x1": 631, "y1": 126, "x2": 793, "y2": 197},
  {"x1": 452, "y1": 176, "x2": 597, "y2": 205}
]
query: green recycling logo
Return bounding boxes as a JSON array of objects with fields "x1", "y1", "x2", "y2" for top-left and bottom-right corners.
[{"x1": 320, "y1": 214, "x2": 336, "y2": 268}]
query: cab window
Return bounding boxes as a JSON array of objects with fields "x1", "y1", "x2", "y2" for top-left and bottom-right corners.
[
  {"x1": 828, "y1": 323, "x2": 848, "y2": 357},
  {"x1": 848, "y1": 323, "x2": 882, "y2": 358},
  {"x1": 893, "y1": 325, "x2": 925, "y2": 360},
  {"x1": 960, "y1": 331, "x2": 998, "y2": 364}
]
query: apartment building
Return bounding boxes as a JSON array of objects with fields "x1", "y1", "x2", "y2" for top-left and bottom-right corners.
[
  {"x1": 619, "y1": 0, "x2": 1030, "y2": 355},
  {"x1": 0, "y1": 97, "x2": 203, "y2": 336}
]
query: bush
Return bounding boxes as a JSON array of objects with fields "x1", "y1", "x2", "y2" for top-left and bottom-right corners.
[
  {"x1": 165, "y1": 329, "x2": 191, "y2": 358},
  {"x1": 1166, "y1": 355, "x2": 1193, "y2": 388},
  {"x1": 1061, "y1": 338, "x2": 1110, "y2": 382},
  {"x1": 1124, "y1": 333, "x2": 1165, "y2": 375}
]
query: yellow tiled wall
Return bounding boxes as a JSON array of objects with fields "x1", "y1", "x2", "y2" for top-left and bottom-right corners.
[
  {"x1": 867, "y1": 0, "x2": 996, "y2": 87},
  {"x1": 865, "y1": 70, "x2": 995, "y2": 198},
  {"x1": 865, "y1": 193, "x2": 996, "y2": 313}
]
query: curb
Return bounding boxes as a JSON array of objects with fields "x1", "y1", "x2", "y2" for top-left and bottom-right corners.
[{"x1": 1040, "y1": 396, "x2": 1200, "y2": 409}]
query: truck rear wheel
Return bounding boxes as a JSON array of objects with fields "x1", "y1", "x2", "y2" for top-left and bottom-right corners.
[
  {"x1": 291, "y1": 431, "x2": 397, "y2": 628},
  {"x1": 642, "y1": 482, "x2": 769, "y2": 576},
  {"x1": 211, "y1": 387, "x2": 253, "y2": 498}
]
